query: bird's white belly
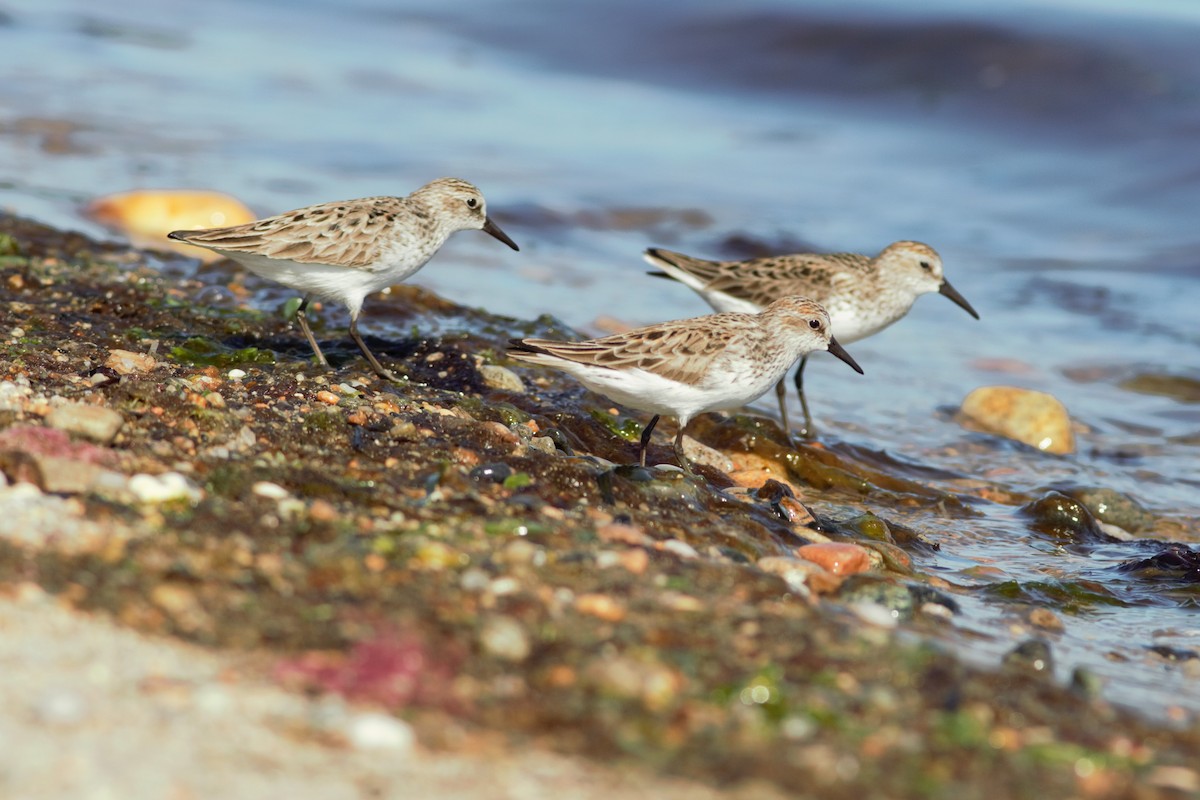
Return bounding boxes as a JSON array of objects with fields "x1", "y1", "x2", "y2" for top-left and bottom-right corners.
[
  {"x1": 228, "y1": 253, "x2": 405, "y2": 313},
  {"x1": 570, "y1": 364, "x2": 780, "y2": 423}
]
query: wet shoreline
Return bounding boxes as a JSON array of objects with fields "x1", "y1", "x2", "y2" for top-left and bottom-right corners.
[{"x1": 1, "y1": 211, "x2": 1198, "y2": 796}]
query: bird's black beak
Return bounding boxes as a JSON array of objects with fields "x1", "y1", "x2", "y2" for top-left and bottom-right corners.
[
  {"x1": 483, "y1": 217, "x2": 519, "y2": 251},
  {"x1": 939, "y1": 279, "x2": 979, "y2": 319},
  {"x1": 827, "y1": 337, "x2": 864, "y2": 374}
]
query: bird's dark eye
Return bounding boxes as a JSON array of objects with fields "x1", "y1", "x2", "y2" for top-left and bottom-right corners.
[
  {"x1": 808, "y1": 319, "x2": 821, "y2": 330},
  {"x1": 920, "y1": 260, "x2": 933, "y2": 271},
  {"x1": 465, "y1": 197, "x2": 479, "y2": 209}
]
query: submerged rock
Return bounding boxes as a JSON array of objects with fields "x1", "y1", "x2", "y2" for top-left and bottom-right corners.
[
  {"x1": 958, "y1": 385, "x2": 1074, "y2": 455},
  {"x1": 1061, "y1": 486, "x2": 1154, "y2": 535}
]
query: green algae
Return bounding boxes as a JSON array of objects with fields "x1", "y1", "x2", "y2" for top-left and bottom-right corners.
[
  {"x1": 984, "y1": 579, "x2": 1128, "y2": 612},
  {"x1": 169, "y1": 336, "x2": 276, "y2": 368},
  {"x1": 588, "y1": 408, "x2": 644, "y2": 443}
]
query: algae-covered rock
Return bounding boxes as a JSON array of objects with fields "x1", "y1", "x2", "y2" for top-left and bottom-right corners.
[{"x1": 958, "y1": 385, "x2": 1075, "y2": 454}]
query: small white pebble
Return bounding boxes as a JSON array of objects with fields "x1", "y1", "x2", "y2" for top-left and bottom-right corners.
[
  {"x1": 346, "y1": 712, "x2": 416, "y2": 753},
  {"x1": 921, "y1": 602, "x2": 955, "y2": 621},
  {"x1": 129, "y1": 472, "x2": 201, "y2": 504},
  {"x1": 595, "y1": 551, "x2": 622, "y2": 569},
  {"x1": 479, "y1": 616, "x2": 531, "y2": 662},
  {"x1": 10, "y1": 327, "x2": 25, "y2": 338},
  {"x1": 459, "y1": 568, "x2": 491, "y2": 593},
  {"x1": 227, "y1": 368, "x2": 247, "y2": 380},
  {"x1": 658, "y1": 539, "x2": 700, "y2": 559},
  {"x1": 488, "y1": 576, "x2": 521, "y2": 596},
  {"x1": 850, "y1": 602, "x2": 901, "y2": 629},
  {"x1": 193, "y1": 684, "x2": 234, "y2": 716},
  {"x1": 252, "y1": 481, "x2": 290, "y2": 500},
  {"x1": 33, "y1": 688, "x2": 89, "y2": 726}
]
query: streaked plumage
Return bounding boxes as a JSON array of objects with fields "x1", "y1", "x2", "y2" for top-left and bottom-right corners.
[
  {"x1": 645, "y1": 240, "x2": 978, "y2": 437},
  {"x1": 507, "y1": 295, "x2": 863, "y2": 474},
  {"x1": 169, "y1": 177, "x2": 519, "y2": 379}
]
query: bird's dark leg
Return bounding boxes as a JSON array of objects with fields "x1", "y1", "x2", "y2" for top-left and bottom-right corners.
[
  {"x1": 348, "y1": 313, "x2": 397, "y2": 380},
  {"x1": 673, "y1": 423, "x2": 697, "y2": 478},
  {"x1": 638, "y1": 414, "x2": 661, "y2": 467},
  {"x1": 294, "y1": 296, "x2": 330, "y2": 367},
  {"x1": 774, "y1": 377, "x2": 798, "y2": 448},
  {"x1": 793, "y1": 355, "x2": 813, "y2": 438}
]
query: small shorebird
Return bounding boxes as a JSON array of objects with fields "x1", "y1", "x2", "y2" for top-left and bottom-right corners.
[
  {"x1": 644, "y1": 241, "x2": 978, "y2": 438},
  {"x1": 169, "y1": 177, "x2": 519, "y2": 379},
  {"x1": 507, "y1": 296, "x2": 863, "y2": 475}
]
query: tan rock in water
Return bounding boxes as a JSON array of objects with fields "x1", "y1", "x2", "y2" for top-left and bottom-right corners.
[
  {"x1": 85, "y1": 189, "x2": 255, "y2": 262},
  {"x1": 959, "y1": 386, "x2": 1075, "y2": 455}
]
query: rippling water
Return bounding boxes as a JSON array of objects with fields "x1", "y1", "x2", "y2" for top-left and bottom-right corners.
[{"x1": 3, "y1": 0, "x2": 1200, "y2": 715}]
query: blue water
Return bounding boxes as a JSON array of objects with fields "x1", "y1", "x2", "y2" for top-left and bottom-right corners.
[{"x1": 2, "y1": 0, "x2": 1200, "y2": 716}]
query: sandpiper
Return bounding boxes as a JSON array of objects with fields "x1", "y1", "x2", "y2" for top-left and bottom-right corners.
[
  {"x1": 507, "y1": 296, "x2": 863, "y2": 475},
  {"x1": 169, "y1": 177, "x2": 519, "y2": 379},
  {"x1": 644, "y1": 241, "x2": 978, "y2": 437}
]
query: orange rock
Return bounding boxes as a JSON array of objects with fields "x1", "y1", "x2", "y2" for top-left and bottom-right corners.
[
  {"x1": 796, "y1": 543, "x2": 872, "y2": 576},
  {"x1": 544, "y1": 664, "x2": 577, "y2": 688},
  {"x1": 618, "y1": 548, "x2": 650, "y2": 575},
  {"x1": 574, "y1": 593, "x2": 626, "y2": 622},
  {"x1": 308, "y1": 499, "x2": 338, "y2": 522},
  {"x1": 958, "y1": 385, "x2": 1075, "y2": 455},
  {"x1": 728, "y1": 468, "x2": 774, "y2": 490},
  {"x1": 85, "y1": 189, "x2": 256, "y2": 262},
  {"x1": 315, "y1": 390, "x2": 339, "y2": 405},
  {"x1": 596, "y1": 522, "x2": 653, "y2": 547}
]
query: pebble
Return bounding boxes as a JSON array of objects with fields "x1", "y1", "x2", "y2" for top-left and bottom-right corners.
[
  {"x1": 308, "y1": 498, "x2": 338, "y2": 522},
  {"x1": 478, "y1": 364, "x2": 525, "y2": 393},
  {"x1": 252, "y1": 481, "x2": 291, "y2": 500},
  {"x1": 656, "y1": 539, "x2": 699, "y2": 559},
  {"x1": 679, "y1": 435, "x2": 734, "y2": 473},
  {"x1": 0, "y1": 380, "x2": 33, "y2": 411},
  {"x1": 757, "y1": 556, "x2": 822, "y2": 595},
  {"x1": 527, "y1": 435, "x2": 557, "y2": 455},
  {"x1": 32, "y1": 687, "x2": 89, "y2": 726},
  {"x1": 479, "y1": 616, "x2": 531, "y2": 662},
  {"x1": 45, "y1": 403, "x2": 125, "y2": 444},
  {"x1": 1066, "y1": 487, "x2": 1154, "y2": 534},
  {"x1": 346, "y1": 711, "x2": 417, "y2": 753},
  {"x1": 227, "y1": 368, "x2": 247, "y2": 380},
  {"x1": 1028, "y1": 607, "x2": 1065, "y2": 632},
  {"x1": 1147, "y1": 766, "x2": 1200, "y2": 794},
  {"x1": 796, "y1": 543, "x2": 871, "y2": 576},
  {"x1": 315, "y1": 390, "x2": 340, "y2": 405},
  {"x1": 104, "y1": 348, "x2": 156, "y2": 375},
  {"x1": 33, "y1": 456, "x2": 107, "y2": 495},
  {"x1": 582, "y1": 655, "x2": 682, "y2": 712},
  {"x1": 958, "y1": 386, "x2": 1075, "y2": 455},
  {"x1": 193, "y1": 684, "x2": 234, "y2": 716},
  {"x1": 128, "y1": 472, "x2": 202, "y2": 504},
  {"x1": 1003, "y1": 638, "x2": 1054, "y2": 674},
  {"x1": 574, "y1": 593, "x2": 627, "y2": 622},
  {"x1": 849, "y1": 602, "x2": 901, "y2": 629},
  {"x1": 235, "y1": 425, "x2": 257, "y2": 451},
  {"x1": 596, "y1": 522, "x2": 653, "y2": 547},
  {"x1": 470, "y1": 462, "x2": 514, "y2": 484},
  {"x1": 459, "y1": 567, "x2": 491, "y2": 592}
]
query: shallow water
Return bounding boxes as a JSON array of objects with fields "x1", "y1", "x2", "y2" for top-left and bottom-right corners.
[{"x1": 2, "y1": 0, "x2": 1200, "y2": 716}]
